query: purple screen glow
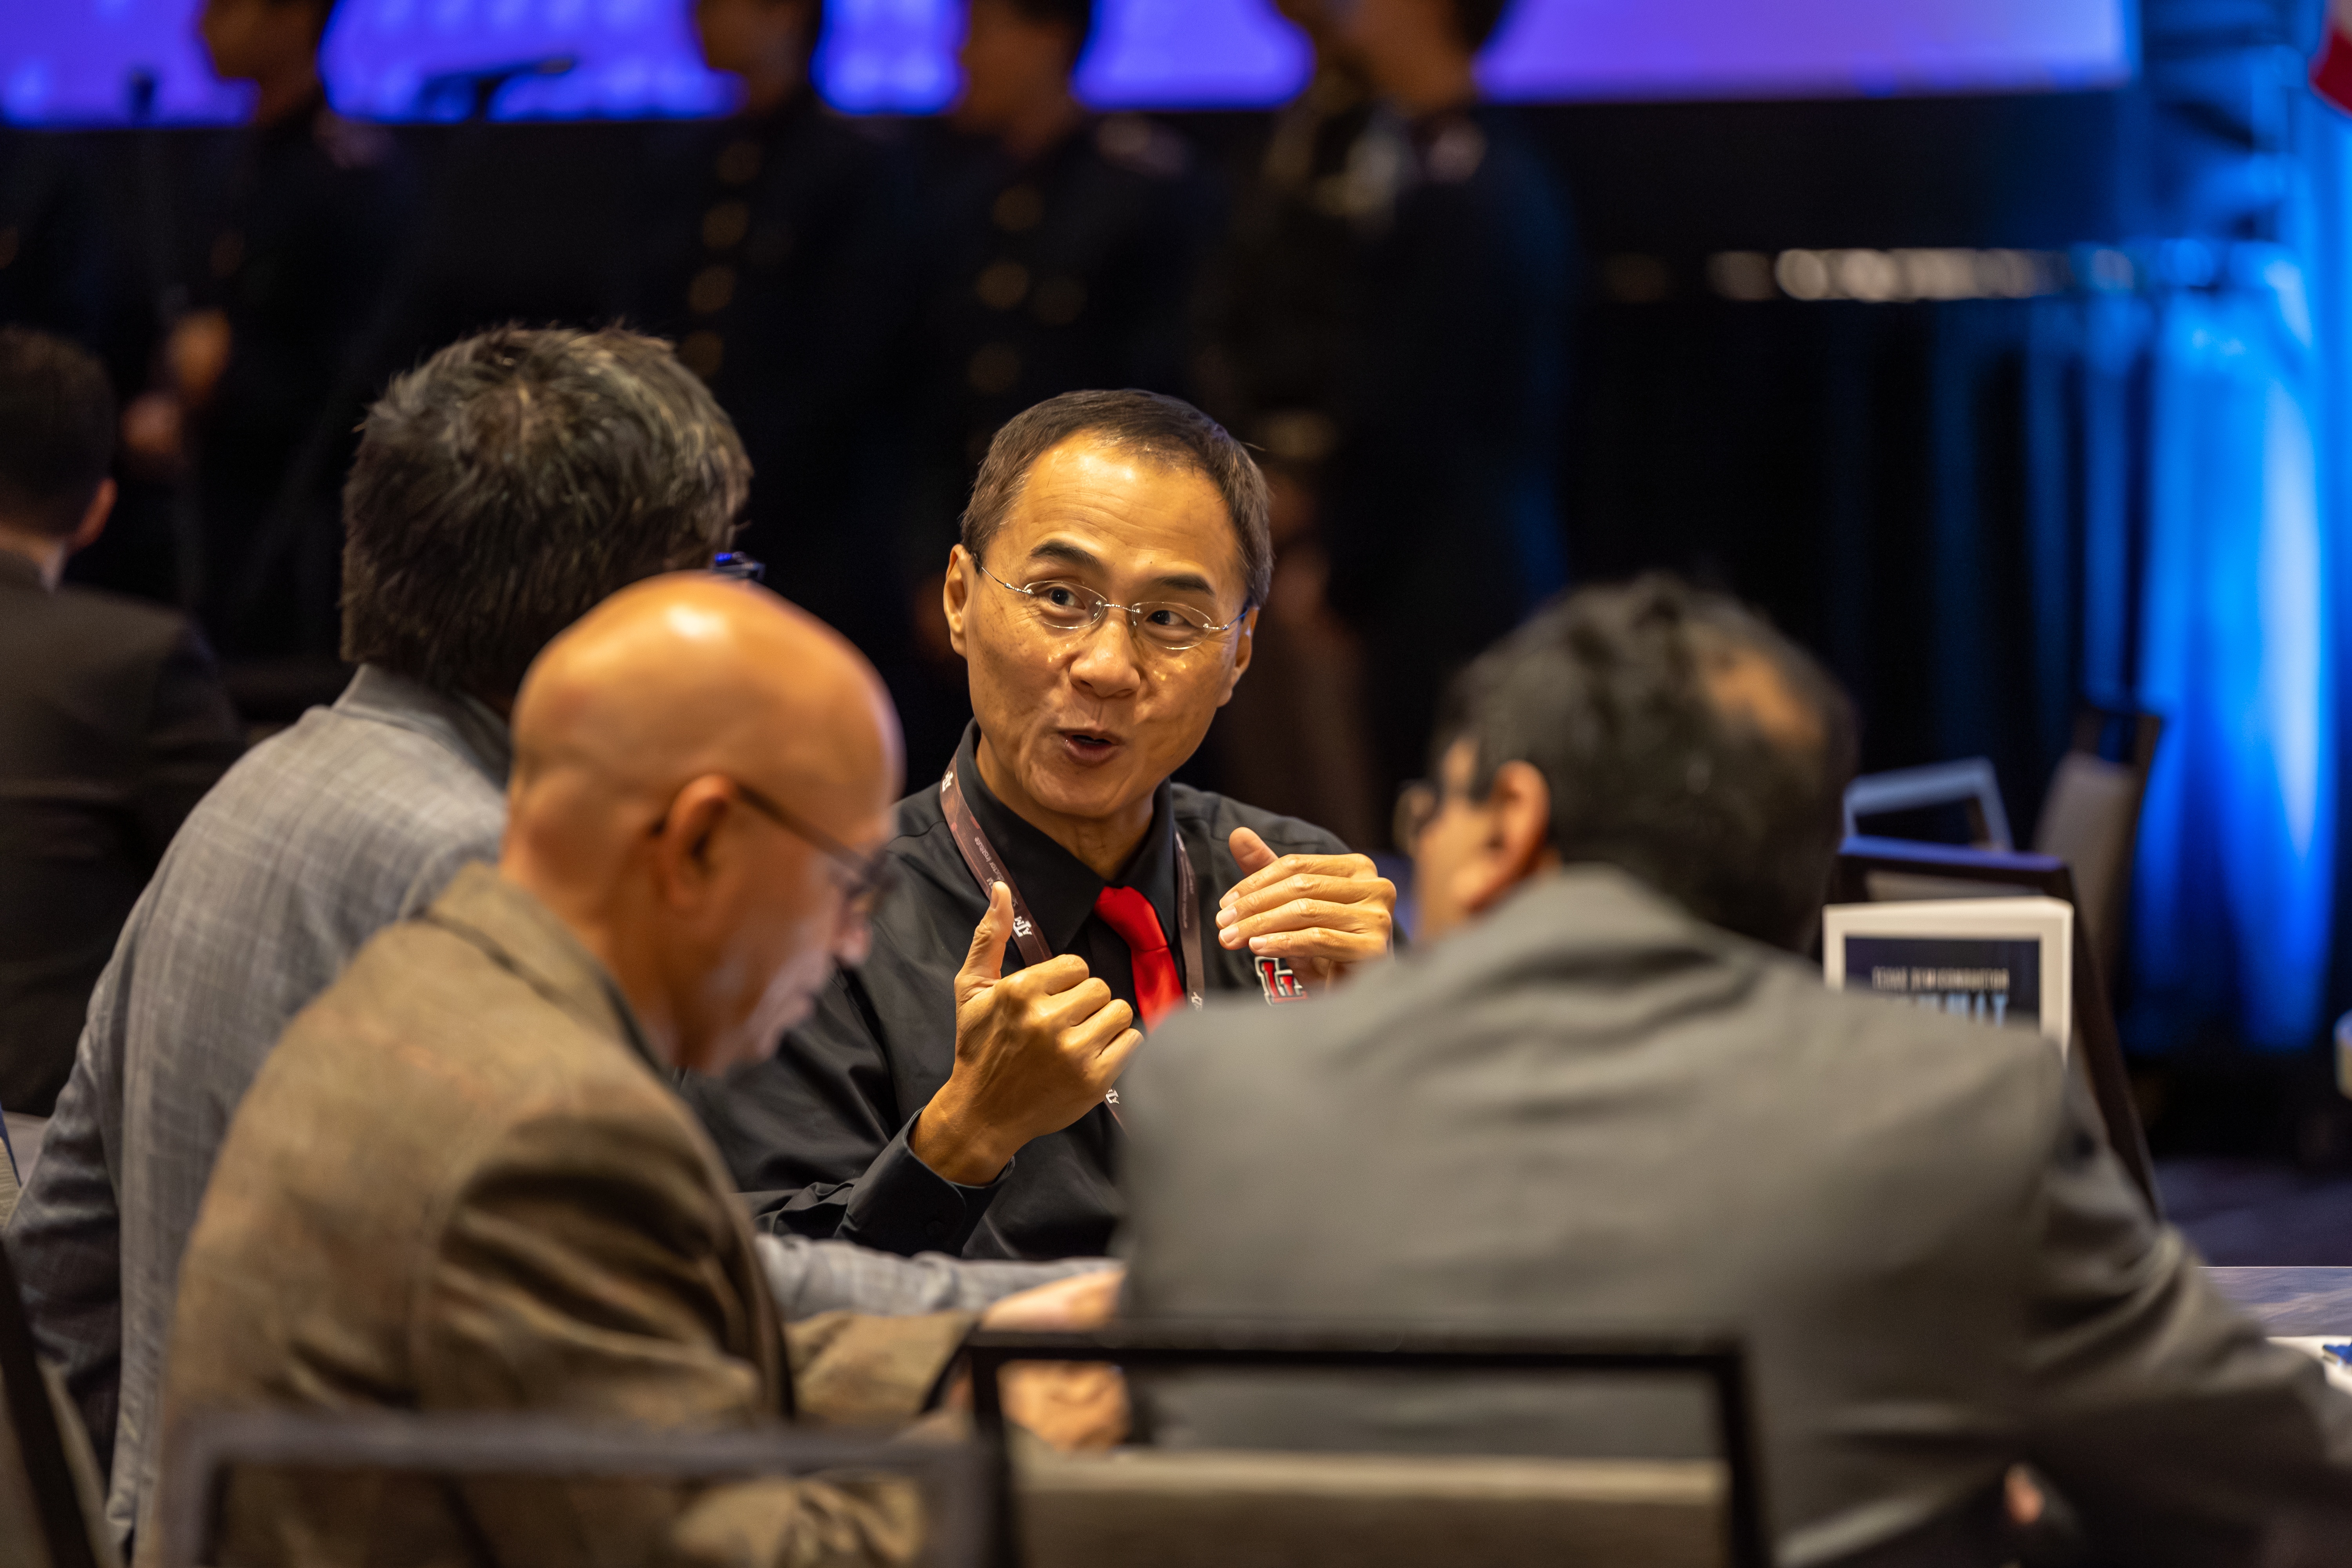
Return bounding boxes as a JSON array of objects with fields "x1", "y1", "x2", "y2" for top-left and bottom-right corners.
[{"x1": 1, "y1": 0, "x2": 2133, "y2": 126}]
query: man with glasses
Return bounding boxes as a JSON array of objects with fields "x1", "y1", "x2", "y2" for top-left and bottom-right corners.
[
  {"x1": 164, "y1": 575, "x2": 1115, "y2": 1564},
  {"x1": 686, "y1": 389, "x2": 1398, "y2": 1261}
]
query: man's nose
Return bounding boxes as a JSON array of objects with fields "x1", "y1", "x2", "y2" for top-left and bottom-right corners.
[{"x1": 1067, "y1": 614, "x2": 1144, "y2": 697}]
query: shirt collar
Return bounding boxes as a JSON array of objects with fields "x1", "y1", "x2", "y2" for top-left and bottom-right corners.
[
  {"x1": 334, "y1": 664, "x2": 515, "y2": 790},
  {"x1": 953, "y1": 721, "x2": 1180, "y2": 953},
  {"x1": 422, "y1": 862, "x2": 667, "y2": 1078}
]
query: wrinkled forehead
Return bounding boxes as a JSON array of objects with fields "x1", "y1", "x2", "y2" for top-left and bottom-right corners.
[{"x1": 998, "y1": 437, "x2": 1245, "y2": 597}]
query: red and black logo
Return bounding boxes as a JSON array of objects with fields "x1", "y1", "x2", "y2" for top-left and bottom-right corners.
[{"x1": 1255, "y1": 956, "x2": 1308, "y2": 1004}]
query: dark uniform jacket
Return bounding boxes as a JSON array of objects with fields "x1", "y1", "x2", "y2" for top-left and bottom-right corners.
[
  {"x1": 1323, "y1": 101, "x2": 1573, "y2": 804},
  {"x1": 685, "y1": 724, "x2": 1349, "y2": 1262},
  {"x1": 163, "y1": 863, "x2": 975, "y2": 1566},
  {"x1": 0, "y1": 552, "x2": 241, "y2": 1114},
  {"x1": 617, "y1": 95, "x2": 921, "y2": 667},
  {"x1": 191, "y1": 93, "x2": 414, "y2": 657},
  {"x1": 1122, "y1": 866, "x2": 2352, "y2": 1567}
]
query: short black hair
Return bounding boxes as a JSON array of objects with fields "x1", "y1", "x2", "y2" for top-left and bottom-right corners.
[
  {"x1": 341, "y1": 326, "x2": 749, "y2": 701},
  {"x1": 1452, "y1": 0, "x2": 1511, "y2": 49},
  {"x1": 1433, "y1": 574, "x2": 1858, "y2": 951},
  {"x1": 963, "y1": 389, "x2": 1273, "y2": 609},
  {"x1": 0, "y1": 327, "x2": 115, "y2": 539},
  {"x1": 996, "y1": 0, "x2": 1097, "y2": 58}
]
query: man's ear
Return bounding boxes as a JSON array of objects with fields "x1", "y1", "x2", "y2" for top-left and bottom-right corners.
[
  {"x1": 1217, "y1": 606, "x2": 1259, "y2": 706},
  {"x1": 650, "y1": 775, "x2": 737, "y2": 910},
  {"x1": 943, "y1": 544, "x2": 973, "y2": 659},
  {"x1": 69, "y1": 478, "x2": 116, "y2": 557},
  {"x1": 1461, "y1": 760, "x2": 1553, "y2": 916}
]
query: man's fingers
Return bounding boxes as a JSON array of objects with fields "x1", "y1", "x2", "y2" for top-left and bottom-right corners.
[
  {"x1": 955, "y1": 882, "x2": 1016, "y2": 1004},
  {"x1": 1220, "y1": 850, "x2": 1382, "y2": 910},
  {"x1": 1228, "y1": 825, "x2": 1279, "y2": 880},
  {"x1": 1220, "y1": 872, "x2": 1396, "y2": 925},
  {"x1": 1091, "y1": 1025, "x2": 1147, "y2": 1085},
  {"x1": 1034, "y1": 976, "x2": 1118, "y2": 1032},
  {"x1": 1234, "y1": 927, "x2": 1390, "y2": 965},
  {"x1": 1219, "y1": 898, "x2": 1390, "y2": 949},
  {"x1": 998, "y1": 953, "x2": 1094, "y2": 1000},
  {"x1": 1062, "y1": 998, "x2": 1136, "y2": 1060}
]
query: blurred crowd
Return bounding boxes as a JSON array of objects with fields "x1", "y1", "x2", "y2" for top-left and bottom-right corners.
[{"x1": 0, "y1": 0, "x2": 1578, "y2": 844}]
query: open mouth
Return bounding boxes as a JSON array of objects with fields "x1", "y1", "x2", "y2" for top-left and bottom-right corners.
[{"x1": 1057, "y1": 728, "x2": 1124, "y2": 762}]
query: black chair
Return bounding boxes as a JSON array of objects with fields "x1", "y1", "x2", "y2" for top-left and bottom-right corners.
[
  {"x1": 0, "y1": 1238, "x2": 111, "y2": 1568},
  {"x1": 152, "y1": 1410, "x2": 991, "y2": 1568},
  {"x1": 966, "y1": 1326, "x2": 1770, "y2": 1568},
  {"x1": 1831, "y1": 835, "x2": 2160, "y2": 1216}
]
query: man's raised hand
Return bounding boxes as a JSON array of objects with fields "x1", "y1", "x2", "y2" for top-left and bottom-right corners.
[
  {"x1": 910, "y1": 882, "x2": 1143, "y2": 1185},
  {"x1": 1216, "y1": 828, "x2": 1396, "y2": 987}
]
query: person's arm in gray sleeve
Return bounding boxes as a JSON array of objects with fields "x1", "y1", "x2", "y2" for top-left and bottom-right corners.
[
  {"x1": 2022, "y1": 1071, "x2": 2352, "y2": 1563},
  {"x1": 8, "y1": 1022, "x2": 129, "y2": 1475},
  {"x1": 755, "y1": 1232, "x2": 1114, "y2": 1321}
]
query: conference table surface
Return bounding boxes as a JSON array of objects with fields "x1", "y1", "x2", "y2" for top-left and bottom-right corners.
[{"x1": 2207, "y1": 1267, "x2": 2352, "y2": 1334}]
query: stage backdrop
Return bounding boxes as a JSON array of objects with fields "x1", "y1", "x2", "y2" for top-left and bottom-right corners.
[{"x1": 4, "y1": 0, "x2": 2134, "y2": 125}]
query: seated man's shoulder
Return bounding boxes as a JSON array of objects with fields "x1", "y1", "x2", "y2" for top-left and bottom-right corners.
[{"x1": 1171, "y1": 782, "x2": 1355, "y2": 858}]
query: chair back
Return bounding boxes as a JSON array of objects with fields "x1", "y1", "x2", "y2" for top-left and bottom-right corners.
[
  {"x1": 0, "y1": 1240, "x2": 113, "y2": 1568},
  {"x1": 1831, "y1": 837, "x2": 2158, "y2": 1215},
  {"x1": 2030, "y1": 710, "x2": 2162, "y2": 983},
  {"x1": 1842, "y1": 758, "x2": 2013, "y2": 851},
  {"x1": 965, "y1": 1327, "x2": 1767, "y2": 1568},
  {"x1": 151, "y1": 1411, "x2": 991, "y2": 1568}
]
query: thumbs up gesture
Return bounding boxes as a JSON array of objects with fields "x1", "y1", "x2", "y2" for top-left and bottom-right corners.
[
  {"x1": 1216, "y1": 829, "x2": 1397, "y2": 989},
  {"x1": 911, "y1": 883, "x2": 1143, "y2": 1186}
]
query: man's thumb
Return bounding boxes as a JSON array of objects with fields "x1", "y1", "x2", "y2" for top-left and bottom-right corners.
[
  {"x1": 1229, "y1": 825, "x2": 1278, "y2": 876},
  {"x1": 958, "y1": 881, "x2": 1014, "y2": 1000}
]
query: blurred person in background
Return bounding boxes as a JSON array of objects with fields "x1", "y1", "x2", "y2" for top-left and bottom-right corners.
[
  {"x1": 897, "y1": 0, "x2": 1216, "y2": 778},
  {"x1": 1191, "y1": 0, "x2": 1384, "y2": 849},
  {"x1": 0, "y1": 328, "x2": 242, "y2": 1119},
  {"x1": 1320, "y1": 0, "x2": 1573, "y2": 838},
  {"x1": 617, "y1": 0, "x2": 925, "y2": 701},
  {"x1": 118, "y1": 0, "x2": 415, "y2": 672}
]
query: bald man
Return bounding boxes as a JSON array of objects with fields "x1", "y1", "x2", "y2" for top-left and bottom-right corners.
[{"x1": 159, "y1": 577, "x2": 1095, "y2": 1566}]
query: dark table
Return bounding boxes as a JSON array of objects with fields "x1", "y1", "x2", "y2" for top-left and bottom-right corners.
[{"x1": 2207, "y1": 1267, "x2": 2352, "y2": 1334}]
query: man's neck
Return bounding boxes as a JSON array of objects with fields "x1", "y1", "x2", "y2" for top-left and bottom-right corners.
[
  {"x1": 250, "y1": 63, "x2": 323, "y2": 128},
  {"x1": 1382, "y1": 53, "x2": 1478, "y2": 119},
  {"x1": 737, "y1": 60, "x2": 806, "y2": 119},
  {"x1": 0, "y1": 522, "x2": 67, "y2": 588},
  {"x1": 975, "y1": 732, "x2": 1154, "y2": 882},
  {"x1": 992, "y1": 90, "x2": 1085, "y2": 164}
]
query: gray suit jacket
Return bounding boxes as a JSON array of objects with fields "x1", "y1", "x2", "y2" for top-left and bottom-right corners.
[{"x1": 1119, "y1": 867, "x2": 2352, "y2": 1567}]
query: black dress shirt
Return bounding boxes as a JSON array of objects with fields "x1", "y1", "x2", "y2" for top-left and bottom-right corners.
[
  {"x1": 682, "y1": 722, "x2": 1351, "y2": 1259},
  {"x1": 0, "y1": 551, "x2": 244, "y2": 1113}
]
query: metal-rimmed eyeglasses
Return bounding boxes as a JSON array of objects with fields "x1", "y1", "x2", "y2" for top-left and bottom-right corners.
[
  {"x1": 654, "y1": 779, "x2": 894, "y2": 913},
  {"x1": 975, "y1": 559, "x2": 1243, "y2": 653}
]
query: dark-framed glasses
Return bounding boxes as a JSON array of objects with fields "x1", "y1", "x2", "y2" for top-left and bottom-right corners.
[
  {"x1": 975, "y1": 560, "x2": 1243, "y2": 653},
  {"x1": 657, "y1": 779, "x2": 894, "y2": 911}
]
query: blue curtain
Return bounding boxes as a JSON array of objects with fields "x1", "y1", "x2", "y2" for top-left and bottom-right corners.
[{"x1": 2131, "y1": 263, "x2": 2334, "y2": 1049}]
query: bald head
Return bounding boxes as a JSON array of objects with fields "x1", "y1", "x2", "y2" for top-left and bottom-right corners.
[{"x1": 502, "y1": 575, "x2": 903, "y2": 1073}]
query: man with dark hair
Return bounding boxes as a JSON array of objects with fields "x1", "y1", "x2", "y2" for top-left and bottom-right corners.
[
  {"x1": 1319, "y1": 0, "x2": 1575, "y2": 837},
  {"x1": 1119, "y1": 575, "x2": 2352, "y2": 1566},
  {"x1": 13, "y1": 327, "x2": 1103, "y2": 1553},
  {"x1": 0, "y1": 327, "x2": 243, "y2": 1116},
  {"x1": 687, "y1": 388, "x2": 1396, "y2": 1261},
  {"x1": 616, "y1": 0, "x2": 924, "y2": 692}
]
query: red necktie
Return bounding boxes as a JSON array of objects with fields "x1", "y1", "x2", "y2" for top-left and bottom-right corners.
[{"x1": 1093, "y1": 886, "x2": 1184, "y2": 1031}]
